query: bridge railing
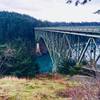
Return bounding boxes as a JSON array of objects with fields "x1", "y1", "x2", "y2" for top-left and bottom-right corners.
[{"x1": 35, "y1": 26, "x2": 100, "y2": 38}]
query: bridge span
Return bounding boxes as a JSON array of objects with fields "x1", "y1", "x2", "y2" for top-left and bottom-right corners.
[{"x1": 35, "y1": 26, "x2": 100, "y2": 72}]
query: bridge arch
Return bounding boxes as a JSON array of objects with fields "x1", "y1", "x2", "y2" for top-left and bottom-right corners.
[
  {"x1": 35, "y1": 33, "x2": 59, "y2": 72},
  {"x1": 35, "y1": 28, "x2": 100, "y2": 72},
  {"x1": 35, "y1": 30, "x2": 74, "y2": 72}
]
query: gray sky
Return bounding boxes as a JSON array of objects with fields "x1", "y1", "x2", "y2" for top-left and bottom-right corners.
[{"x1": 0, "y1": 0, "x2": 100, "y2": 22}]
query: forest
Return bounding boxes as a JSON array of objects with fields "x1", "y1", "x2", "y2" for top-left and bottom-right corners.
[{"x1": 0, "y1": 11, "x2": 100, "y2": 78}]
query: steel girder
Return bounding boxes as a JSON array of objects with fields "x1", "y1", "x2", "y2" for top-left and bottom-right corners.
[{"x1": 35, "y1": 30, "x2": 100, "y2": 72}]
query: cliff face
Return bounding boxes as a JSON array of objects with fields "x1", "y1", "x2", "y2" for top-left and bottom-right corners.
[
  {"x1": 39, "y1": 39, "x2": 48, "y2": 54},
  {"x1": 36, "y1": 39, "x2": 48, "y2": 56}
]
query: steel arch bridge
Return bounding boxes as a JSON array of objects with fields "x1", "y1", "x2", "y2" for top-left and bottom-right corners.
[{"x1": 35, "y1": 26, "x2": 100, "y2": 72}]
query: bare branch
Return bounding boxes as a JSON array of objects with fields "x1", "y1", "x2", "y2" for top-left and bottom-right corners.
[
  {"x1": 66, "y1": 0, "x2": 72, "y2": 4},
  {"x1": 94, "y1": 10, "x2": 100, "y2": 14},
  {"x1": 66, "y1": 0, "x2": 92, "y2": 6}
]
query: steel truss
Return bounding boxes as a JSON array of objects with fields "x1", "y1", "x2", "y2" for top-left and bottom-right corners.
[{"x1": 35, "y1": 29, "x2": 100, "y2": 72}]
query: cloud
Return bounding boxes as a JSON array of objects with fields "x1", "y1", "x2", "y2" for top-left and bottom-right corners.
[{"x1": 0, "y1": 0, "x2": 99, "y2": 22}]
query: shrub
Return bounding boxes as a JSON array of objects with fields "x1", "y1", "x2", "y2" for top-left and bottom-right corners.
[
  {"x1": 57, "y1": 58, "x2": 82, "y2": 76},
  {"x1": 57, "y1": 80, "x2": 100, "y2": 100},
  {"x1": 0, "y1": 40, "x2": 40, "y2": 78},
  {"x1": 69, "y1": 65, "x2": 82, "y2": 76}
]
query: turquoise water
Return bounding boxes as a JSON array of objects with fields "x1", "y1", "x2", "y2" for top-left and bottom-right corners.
[{"x1": 37, "y1": 54, "x2": 52, "y2": 73}]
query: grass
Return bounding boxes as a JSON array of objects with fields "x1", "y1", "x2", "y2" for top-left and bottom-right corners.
[
  {"x1": 0, "y1": 74, "x2": 99, "y2": 100},
  {"x1": 0, "y1": 75, "x2": 80, "y2": 100}
]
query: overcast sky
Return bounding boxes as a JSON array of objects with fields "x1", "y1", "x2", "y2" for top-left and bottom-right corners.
[{"x1": 0, "y1": 0, "x2": 100, "y2": 22}]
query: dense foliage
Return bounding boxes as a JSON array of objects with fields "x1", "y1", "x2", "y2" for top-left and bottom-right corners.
[
  {"x1": 0, "y1": 40, "x2": 40, "y2": 78},
  {"x1": 0, "y1": 11, "x2": 43, "y2": 77},
  {"x1": 58, "y1": 58, "x2": 82, "y2": 76}
]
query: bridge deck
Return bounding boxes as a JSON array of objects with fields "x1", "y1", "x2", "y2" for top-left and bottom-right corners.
[
  {"x1": 35, "y1": 26, "x2": 100, "y2": 38},
  {"x1": 35, "y1": 26, "x2": 100, "y2": 72}
]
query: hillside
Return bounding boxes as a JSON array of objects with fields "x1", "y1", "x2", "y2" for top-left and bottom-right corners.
[
  {"x1": 0, "y1": 11, "x2": 100, "y2": 77},
  {"x1": 0, "y1": 11, "x2": 43, "y2": 77}
]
